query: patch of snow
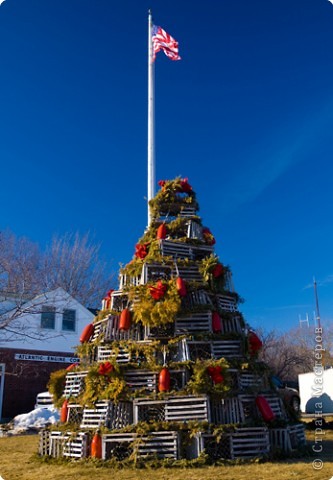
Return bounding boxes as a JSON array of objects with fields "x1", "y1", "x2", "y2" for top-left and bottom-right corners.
[{"x1": 9, "y1": 406, "x2": 59, "y2": 434}]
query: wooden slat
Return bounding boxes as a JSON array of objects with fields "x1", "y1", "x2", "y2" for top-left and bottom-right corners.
[
  {"x1": 211, "y1": 340, "x2": 242, "y2": 358},
  {"x1": 63, "y1": 371, "x2": 87, "y2": 397},
  {"x1": 102, "y1": 431, "x2": 179, "y2": 460},
  {"x1": 159, "y1": 239, "x2": 213, "y2": 260},
  {"x1": 175, "y1": 312, "x2": 212, "y2": 334},
  {"x1": 165, "y1": 396, "x2": 210, "y2": 422},
  {"x1": 216, "y1": 294, "x2": 238, "y2": 312}
]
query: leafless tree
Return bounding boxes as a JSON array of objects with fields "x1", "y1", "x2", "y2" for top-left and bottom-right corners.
[
  {"x1": 258, "y1": 325, "x2": 333, "y2": 381},
  {"x1": 0, "y1": 230, "x2": 115, "y2": 340},
  {"x1": 42, "y1": 232, "x2": 115, "y2": 307}
]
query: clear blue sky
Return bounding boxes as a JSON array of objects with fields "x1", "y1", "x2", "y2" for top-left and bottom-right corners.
[{"x1": 1, "y1": 0, "x2": 333, "y2": 332}]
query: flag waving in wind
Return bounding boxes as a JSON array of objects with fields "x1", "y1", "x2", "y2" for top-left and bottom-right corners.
[{"x1": 152, "y1": 25, "x2": 181, "y2": 61}]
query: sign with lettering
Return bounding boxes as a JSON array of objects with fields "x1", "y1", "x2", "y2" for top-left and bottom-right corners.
[{"x1": 14, "y1": 353, "x2": 79, "y2": 363}]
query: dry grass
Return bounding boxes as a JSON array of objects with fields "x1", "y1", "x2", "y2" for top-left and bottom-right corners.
[{"x1": 0, "y1": 431, "x2": 332, "y2": 480}]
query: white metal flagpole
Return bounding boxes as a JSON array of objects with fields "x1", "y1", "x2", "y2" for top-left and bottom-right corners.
[{"x1": 147, "y1": 9, "x2": 155, "y2": 226}]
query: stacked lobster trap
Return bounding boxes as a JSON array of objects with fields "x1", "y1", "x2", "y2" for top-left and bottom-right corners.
[{"x1": 40, "y1": 178, "x2": 305, "y2": 462}]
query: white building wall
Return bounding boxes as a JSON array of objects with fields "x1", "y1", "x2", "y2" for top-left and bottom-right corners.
[
  {"x1": 0, "y1": 288, "x2": 95, "y2": 353},
  {"x1": 298, "y1": 369, "x2": 333, "y2": 414}
]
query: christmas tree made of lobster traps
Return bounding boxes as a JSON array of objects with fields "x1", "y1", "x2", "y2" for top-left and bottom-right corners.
[{"x1": 42, "y1": 177, "x2": 305, "y2": 462}]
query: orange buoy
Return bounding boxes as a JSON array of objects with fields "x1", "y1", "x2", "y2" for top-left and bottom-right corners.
[
  {"x1": 60, "y1": 399, "x2": 68, "y2": 423},
  {"x1": 66, "y1": 363, "x2": 79, "y2": 371},
  {"x1": 119, "y1": 308, "x2": 131, "y2": 331},
  {"x1": 91, "y1": 432, "x2": 102, "y2": 458},
  {"x1": 256, "y1": 395, "x2": 275, "y2": 422},
  {"x1": 158, "y1": 367, "x2": 171, "y2": 392},
  {"x1": 176, "y1": 277, "x2": 187, "y2": 297},
  {"x1": 80, "y1": 323, "x2": 94, "y2": 343},
  {"x1": 212, "y1": 311, "x2": 222, "y2": 334},
  {"x1": 156, "y1": 223, "x2": 167, "y2": 240}
]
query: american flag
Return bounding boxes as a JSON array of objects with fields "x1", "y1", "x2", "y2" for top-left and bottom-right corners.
[{"x1": 152, "y1": 25, "x2": 181, "y2": 61}]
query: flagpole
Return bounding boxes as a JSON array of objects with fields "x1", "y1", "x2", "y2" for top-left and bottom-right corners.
[{"x1": 147, "y1": 9, "x2": 155, "y2": 226}]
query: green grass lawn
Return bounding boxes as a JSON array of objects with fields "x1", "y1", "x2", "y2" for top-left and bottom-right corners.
[{"x1": 0, "y1": 431, "x2": 332, "y2": 480}]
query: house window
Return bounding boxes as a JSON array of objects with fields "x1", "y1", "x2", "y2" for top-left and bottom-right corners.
[
  {"x1": 41, "y1": 306, "x2": 56, "y2": 329},
  {"x1": 62, "y1": 309, "x2": 76, "y2": 332}
]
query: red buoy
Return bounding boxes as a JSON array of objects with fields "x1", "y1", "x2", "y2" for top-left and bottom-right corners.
[
  {"x1": 158, "y1": 367, "x2": 171, "y2": 392},
  {"x1": 156, "y1": 223, "x2": 167, "y2": 240},
  {"x1": 80, "y1": 323, "x2": 94, "y2": 343},
  {"x1": 212, "y1": 263, "x2": 224, "y2": 278},
  {"x1": 256, "y1": 395, "x2": 276, "y2": 422},
  {"x1": 248, "y1": 331, "x2": 263, "y2": 356},
  {"x1": 91, "y1": 432, "x2": 102, "y2": 458},
  {"x1": 60, "y1": 399, "x2": 68, "y2": 423},
  {"x1": 119, "y1": 308, "x2": 131, "y2": 331},
  {"x1": 212, "y1": 311, "x2": 222, "y2": 334},
  {"x1": 176, "y1": 277, "x2": 187, "y2": 297}
]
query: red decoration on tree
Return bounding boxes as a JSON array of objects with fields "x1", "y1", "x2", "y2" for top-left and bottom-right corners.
[
  {"x1": 212, "y1": 263, "x2": 224, "y2": 278},
  {"x1": 248, "y1": 331, "x2": 263, "y2": 356},
  {"x1": 103, "y1": 289, "x2": 114, "y2": 310},
  {"x1": 135, "y1": 243, "x2": 149, "y2": 259},
  {"x1": 91, "y1": 432, "x2": 102, "y2": 458},
  {"x1": 207, "y1": 366, "x2": 224, "y2": 384},
  {"x1": 156, "y1": 223, "x2": 167, "y2": 240},
  {"x1": 202, "y1": 227, "x2": 216, "y2": 245},
  {"x1": 80, "y1": 323, "x2": 94, "y2": 343},
  {"x1": 119, "y1": 308, "x2": 131, "y2": 331},
  {"x1": 180, "y1": 177, "x2": 192, "y2": 193},
  {"x1": 176, "y1": 277, "x2": 187, "y2": 297},
  {"x1": 212, "y1": 311, "x2": 222, "y2": 334},
  {"x1": 60, "y1": 399, "x2": 68, "y2": 423},
  {"x1": 149, "y1": 280, "x2": 167, "y2": 300},
  {"x1": 158, "y1": 180, "x2": 166, "y2": 188},
  {"x1": 255, "y1": 395, "x2": 275, "y2": 422},
  {"x1": 98, "y1": 361, "x2": 114, "y2": 376},
  {"x1": 158, "y1": 367, "x2": 171, "y2": 392}
]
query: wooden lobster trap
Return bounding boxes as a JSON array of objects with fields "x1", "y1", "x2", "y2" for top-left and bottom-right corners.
[
  {"x1": 181, "y1": 289, "x2": 212, "y2": 310},
  {"x1": 221, "y1": 314, "x2": 244, "y2": 334},
  {"x1": 175, "y1": 312, "x2": 212, "y2": 334},
  {"x1": 80, "y1": 400, "x2": 132, "y2": 430},
  {"x1": 269, "y1": 423, "x2": 306, "y2": 452},
  {"x1": 188, "y1": 427, "x2": 269, "y2": 460},
  {"x1": 102, "y1": 431, "x2": 180, "y2": 460},
  {"x1": 45, "y1": 431, "x2": 90, "y2": 459},
  {"x1": 172, "y1": 338, "x2": 243, "y2": 362},
  {"x1": 140, "y1": 263, "x2": 172, "y2": 284},
  {"x1": 159, "y1": 239, "x2": 213, "y2": 260},
  {"x1": 215, "y1": 294, "x2": 238, "y2": 312},
  {"x1": 133, "y1": 395, "x2": 211, "y2": 424},
  {"x1": 97, "y1": 345, "x2": 131, "y2": 364},
  {"x1": 63, "y1": 371, "x2": 88, "y2": 398},
  {"x1": 93, "y1": 314, "x2": 144, "y2": 342},
  {"x1": 124, "y1": 368, "x2": 187, "y2": 394},
  {"x1": 210, "y1": 397, "x2": 245, "y2": 425}
]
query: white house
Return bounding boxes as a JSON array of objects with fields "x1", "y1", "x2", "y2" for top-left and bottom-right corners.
[{"x1": 0, "y1": 287, "x2": 95, "y2": 419}]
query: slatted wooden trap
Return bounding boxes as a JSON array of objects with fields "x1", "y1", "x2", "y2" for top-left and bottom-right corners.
[
  {"x1": 133, "y1": 395, "x2": 210, "y2": 423},
  {"x1": 175, "y1": 312, "x2": 212, "y2": 334},
  {"x1": 269, "y1": 423, "x2": 306, "y2": 452},
  {"x1": 93, "y1": 314, "x2": 144, "y2": 342},
  {"x1": 80, "y1": 401, "x2": 132, "y2": 429},
  {"x1": 210, "y1": 397, "x2": 244, "y2": 424},
  {"x1": 63, "y1": 371, "x2": 88, "y2": 397},
  {"x1": 102, "y1": 431, "x2": 180, "y2": 460},
  {"x1": 159, "y1": 239, "x2": 213, "y2": 260},
  {"x1": 45, "y1": 431, "x2": 89, "y2": 459},
  {"x1": 188, "y1": 427, "x2": 269, "y2": 460},
  {"x1": 124, "y1": 369, "x2": 187, "y2": 393}
]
